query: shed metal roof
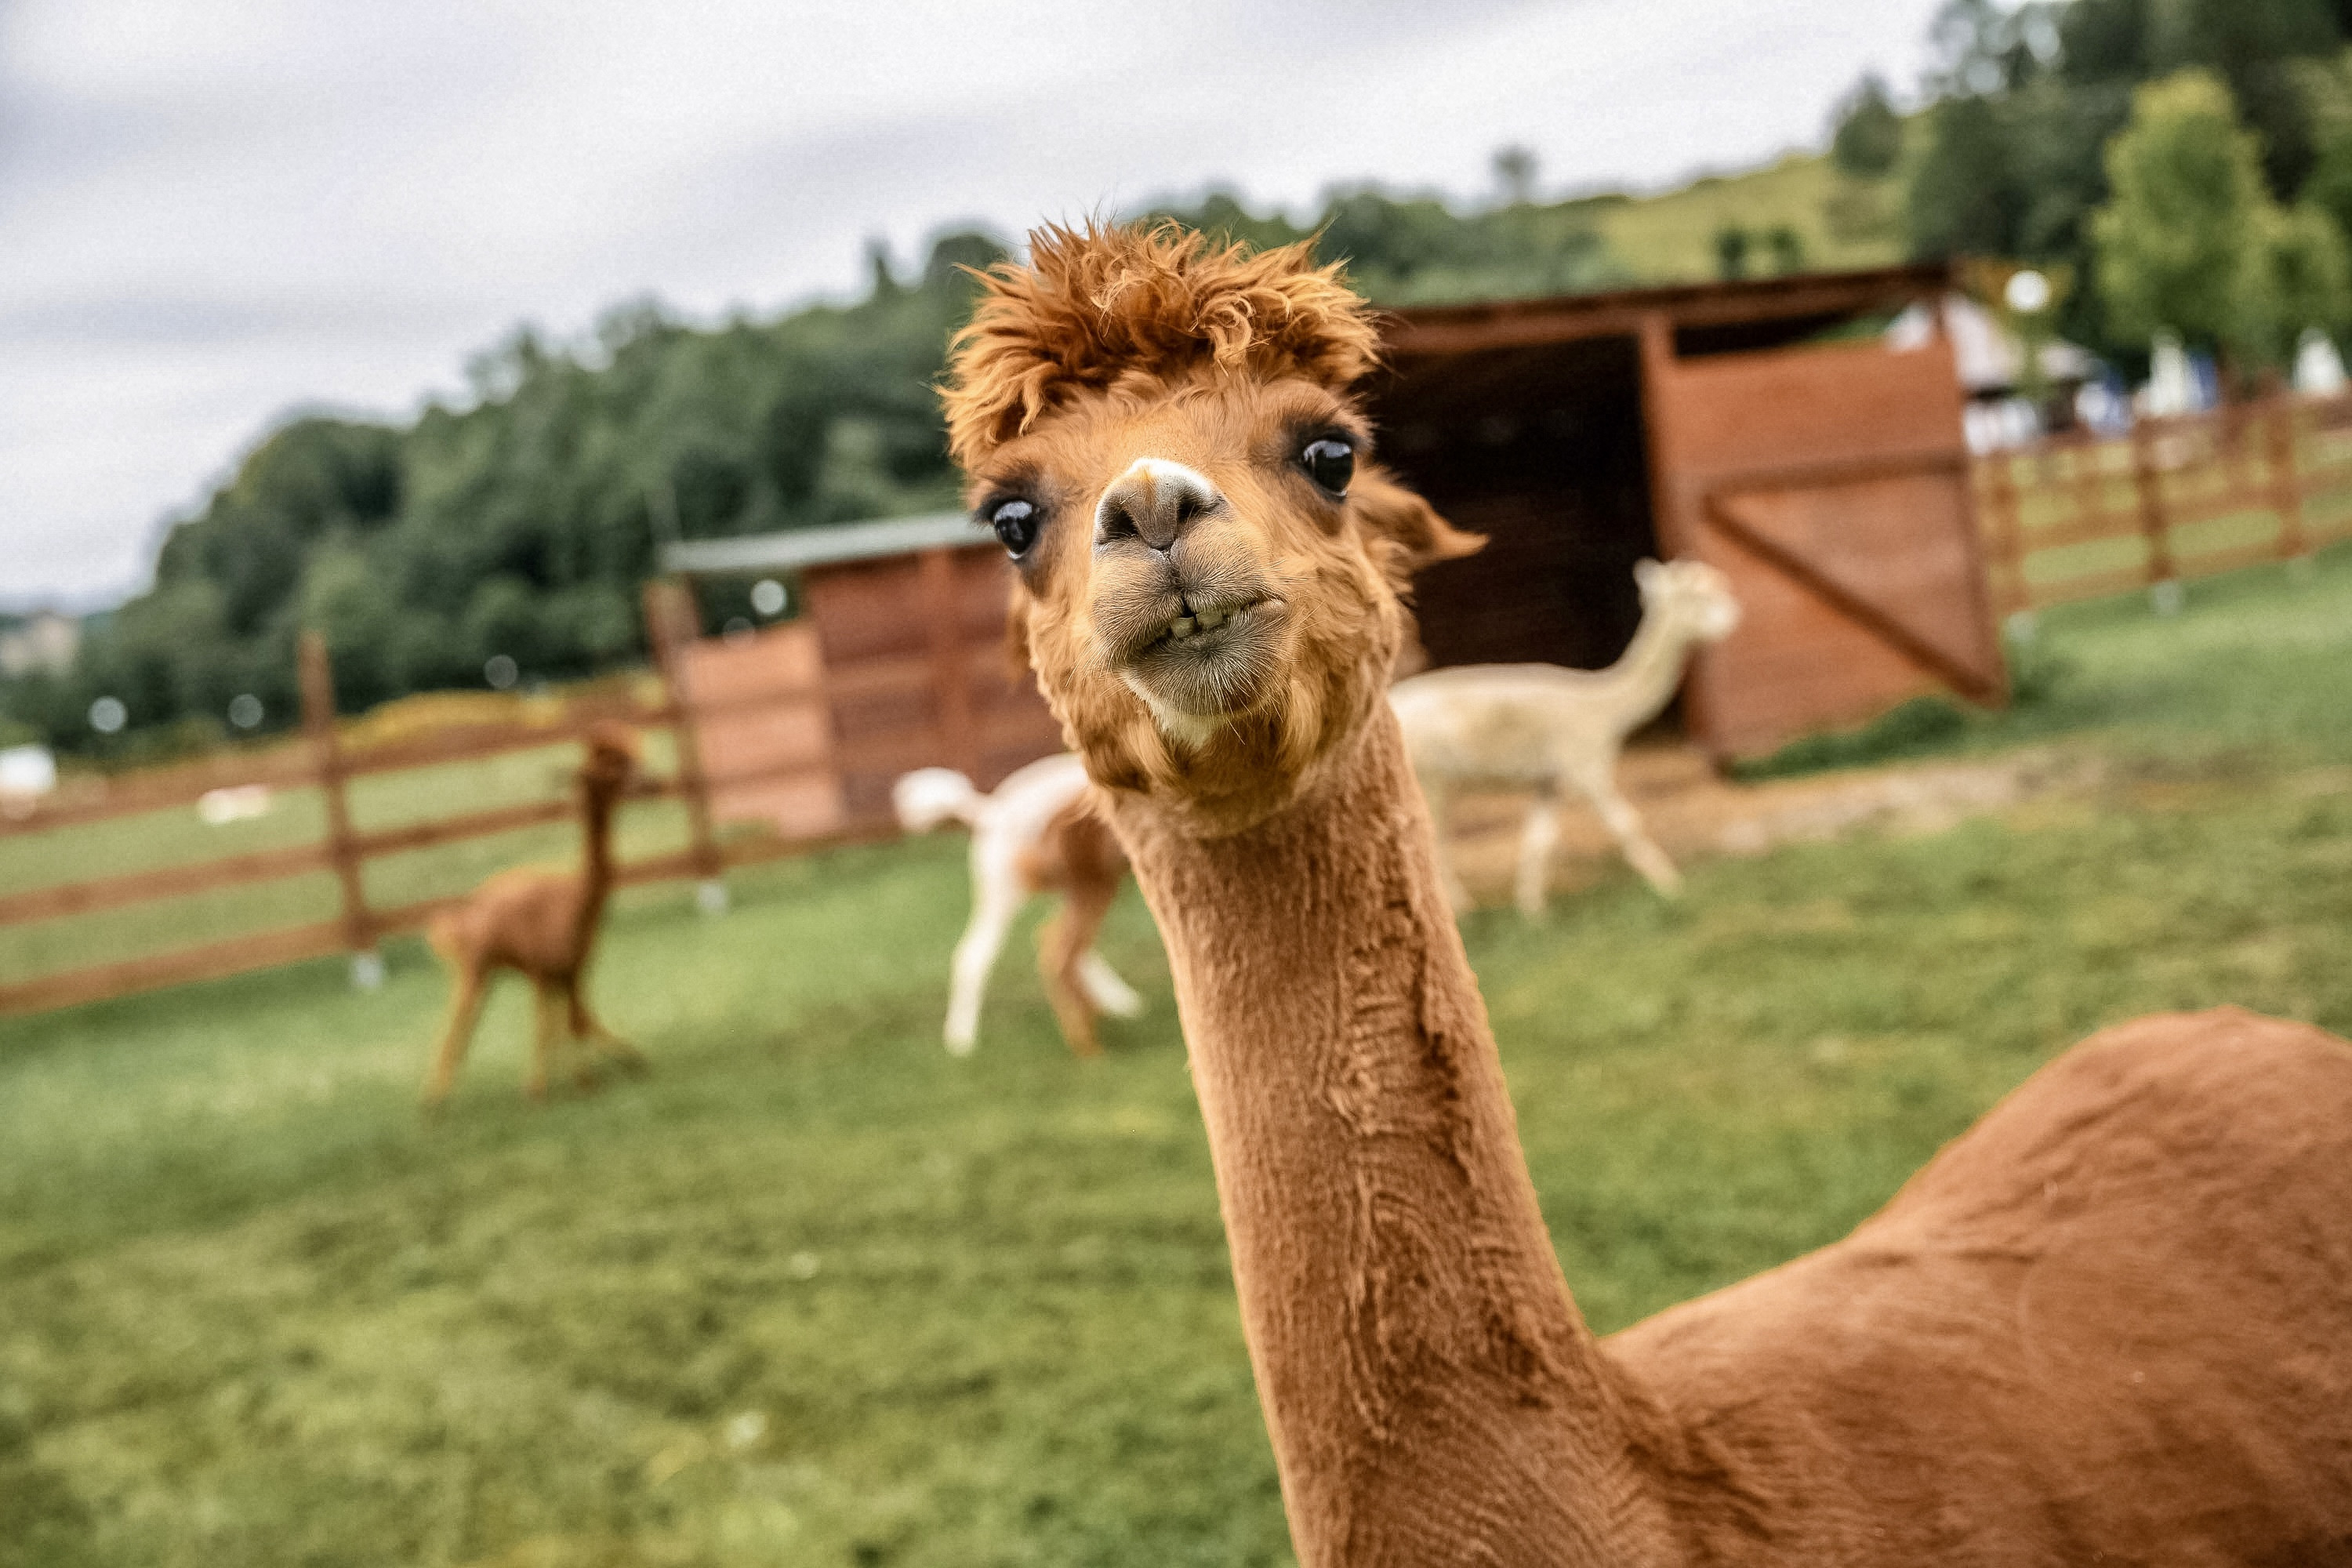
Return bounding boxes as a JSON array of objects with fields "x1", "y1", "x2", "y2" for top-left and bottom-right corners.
[{"x1": 662, "y1": 509, "x2": 977, "y2": 575}]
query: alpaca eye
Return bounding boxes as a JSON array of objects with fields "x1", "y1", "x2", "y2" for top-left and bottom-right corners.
[
  {"x1": 1301, "y1": 437, "x2": 1354, "y2": 495},
  {"x1": 989, "y1": 498, "x2": 1039, "y2": 557}
]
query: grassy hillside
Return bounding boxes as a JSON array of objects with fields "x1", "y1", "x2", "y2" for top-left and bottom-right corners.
[{"x1": 1587, "y1": 151, "x2": 1908, "y2": 285}]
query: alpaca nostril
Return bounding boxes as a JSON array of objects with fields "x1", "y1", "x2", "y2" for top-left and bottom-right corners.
[
  {"x1": 1098, "y1": 499, "x2": 1142, "y2": 545},
  {"x1": 1095, "y1": 458, "x2": 1222, "y2": 553}
]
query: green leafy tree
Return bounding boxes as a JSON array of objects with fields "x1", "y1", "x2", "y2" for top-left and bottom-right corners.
[
  {"x1": 2295, "y1": 48, "x2": 2352, "y2": 241},
  {"x1": 1907, "y1": 93, "x2": 2029, "y2": 258},
  {"x1": 1831, "y1": 74, "x2": 1906, "y2": 176},
  {"x1": 1714, "y1": 224, "x2": 1752, "y2": 279},
  {"x1": 2093, "y1": 71, "x2": 2281, "y2": 360},
  {"x1": 2061, "y1": 0, "x2": 2343, "y2": 197},
  {"x1": 1492, "y1": 144, "x2": 1540, "y2": 205},
  {"x1": 2252, "y1": 198, "x2": 2352, "y2": 360},
  {"x1": 1904, "y1": 0, "x2": 2350, "y2": 361}
]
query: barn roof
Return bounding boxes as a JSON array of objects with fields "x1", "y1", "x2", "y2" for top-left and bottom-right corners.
[
  {"x1": 1385, "y1": 263, "x2": 1951, "y2": 358},
  {"x1": 663, "y1": 509, "x2": 975, "y2": 575}
]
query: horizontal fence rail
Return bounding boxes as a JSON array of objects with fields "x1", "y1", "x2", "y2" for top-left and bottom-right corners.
[
  {"x1": 0, "y1": 582, "x2": 861, "y2": 1018},
  {"x1": 1973, "y1": 390, "x2": 2352, "y2": 616}
]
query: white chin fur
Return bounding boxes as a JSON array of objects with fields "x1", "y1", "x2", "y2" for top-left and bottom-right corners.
[{"x1": 1122, "y1": 675, "x2": 1227, "y2": 750}]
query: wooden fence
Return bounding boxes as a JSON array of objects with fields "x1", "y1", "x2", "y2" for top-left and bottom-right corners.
[
  {"x1": 1974, "y1": 391, "x2": 2352, "y2": 617},
  {"x1": 0, "y1": 582, "x2": 845, "y2": 1018}
]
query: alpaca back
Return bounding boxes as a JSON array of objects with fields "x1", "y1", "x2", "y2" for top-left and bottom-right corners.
[
  {"x1": 1607, "y1": 1007, "x2": 2352, "y2": 1563},
  {"x1": 1392, "y1": 664, "x2": 1620, "y2": 787}
]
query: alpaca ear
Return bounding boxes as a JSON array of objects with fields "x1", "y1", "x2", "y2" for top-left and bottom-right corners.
[
  {"x1": 1352, "y1": 468, "x2": 1483, "y2": 586},
  {"x1": 1633, "y1": 557, "x2": 1665, "y2": 593}
]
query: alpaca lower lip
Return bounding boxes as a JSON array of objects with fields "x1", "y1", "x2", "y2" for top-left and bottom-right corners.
[{"x1": 1116, "y1": 597, "x2": 1285, "y2": 717}]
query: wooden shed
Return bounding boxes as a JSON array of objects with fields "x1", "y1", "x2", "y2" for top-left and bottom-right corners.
[
  {"x1": 1374, "y1": 262, "x2": 2002, "y2": 759},
  {"x1": 669, "y1": 263, "x2": 2002, "y2": 835},
  {"x1": 668, "y1": 514, "x2": 1060, "y2": 833}
]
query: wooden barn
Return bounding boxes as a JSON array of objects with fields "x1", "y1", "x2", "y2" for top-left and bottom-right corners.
[
  {"x1": 667, "y1": 263, "x2": 2000, "y2": 836},
  {"x1": 1374, "y1": 261, "x2": 1999, "y2": 759}
]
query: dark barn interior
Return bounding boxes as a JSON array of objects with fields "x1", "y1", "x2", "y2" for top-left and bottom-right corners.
[
  {"x1": 1372, "y1": 270, "x2": 1948, "y2": 690},
  {"x1": 1370, "y1": 334, "x2": 1657, "y2": 674}
]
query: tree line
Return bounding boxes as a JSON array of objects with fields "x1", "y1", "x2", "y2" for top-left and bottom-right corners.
[
  {"x1": 16, "y1": 0, "x2": 2352, "y2": 756},
  {"x1": 1886, "y1": 0, "x2": 2352, "y2": 368},
  {"x1": 2, "y1": 193, "x2": 1623, "y2": 757}
]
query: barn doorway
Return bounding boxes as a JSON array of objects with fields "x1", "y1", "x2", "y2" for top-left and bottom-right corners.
[{"x1": 1368, "y1": 333, "x2": 1661, "y2": 676}]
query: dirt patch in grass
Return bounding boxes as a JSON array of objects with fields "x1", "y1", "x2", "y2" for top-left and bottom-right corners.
[{"x1": 1440, "y1": 742, "x2": 2108, "y2": 904}]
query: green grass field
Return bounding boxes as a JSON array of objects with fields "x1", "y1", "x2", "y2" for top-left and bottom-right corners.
[{"x1": 4, "y1": 548, "x2": 2350, "y2": 1568}]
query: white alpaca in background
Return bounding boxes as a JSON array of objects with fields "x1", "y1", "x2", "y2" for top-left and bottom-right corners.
[
  {"x1": 1392, "y1": 557, "x2": 1742, "y2": 913},
  {"x1": 894, "y1": 754, "x2": 1144, "y2": 1055}
]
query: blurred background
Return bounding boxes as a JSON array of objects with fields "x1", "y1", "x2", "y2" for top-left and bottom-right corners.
[{"x1": 4, "y1": 2, "x2": 2350, "y2": 1565}]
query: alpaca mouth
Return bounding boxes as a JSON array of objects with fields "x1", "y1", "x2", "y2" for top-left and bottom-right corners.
[
  {"x1": 1116, "y1": 595, "x2": 1287, "y2": 720},
  {"x1": 1152, "y1": 595, "x2": 1268, "y2": 651}
]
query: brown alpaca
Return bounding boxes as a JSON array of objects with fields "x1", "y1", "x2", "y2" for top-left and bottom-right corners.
[
  {"x1": 942, "y1": 222, "x2": 2352, "y2": 1566},
  {"x1": 421, "y1": 723, "x2": 648, "y2": 1107}
]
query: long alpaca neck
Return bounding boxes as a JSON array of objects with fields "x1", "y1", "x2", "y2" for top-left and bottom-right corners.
[
  {"x1": 571, "y1": 784, "x2": 620, "y2": 960},
  {"x1": 1592, "y1": 608, "x2": 1700, "y2": 735},
  {"x1": 1110, "y1": 710, "x2": 1668, "y2": 1566}
]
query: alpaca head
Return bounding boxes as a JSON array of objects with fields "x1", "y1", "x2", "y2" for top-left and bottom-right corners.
[
  {"x1": 943, "y1": 223, "x2": 1479, "y2": 833},
  {"x1": 1633, "y1": 557, "x2": 1742, "y2": 647},
  {"x1": 578, "y1": 723, "x2": 641, "y2": 801}
]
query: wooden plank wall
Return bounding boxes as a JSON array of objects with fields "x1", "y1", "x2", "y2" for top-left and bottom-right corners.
[
  {"x1": 681, "y1": 620, "x2": 842, "y2": 840},
  {"x1": 1649, "y1": 326, "x2": 2001, "y2": 759},
  {"x1": 801, "y1": 543, "x2": 1064, "y2": 828}
]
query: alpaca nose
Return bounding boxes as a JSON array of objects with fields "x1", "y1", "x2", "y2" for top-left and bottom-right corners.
[{"x1": 1094, "y1": 459, "x2": 1222, "y2": 553}]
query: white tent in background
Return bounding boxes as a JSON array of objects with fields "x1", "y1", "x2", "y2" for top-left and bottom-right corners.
[
  {"x1": 0, "y1": 743, "x2": 56, "y2": 819},
  {"x1": 2294, "y1": 328, "x2": 2347, "y2": 397},
  {"x1": 2143, "y1": 329, "x2": 2198, "y2": 416},
  {"x1": 1887, "y1": 294, "x2": 2100, "y2": 453},
  {"x1": 1886, "y1": 294, "x2": 2096, "y2": 395}
]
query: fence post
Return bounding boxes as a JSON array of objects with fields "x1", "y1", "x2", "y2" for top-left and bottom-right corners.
[
  {"x1": 2131, "y1": 419, "x2": 2181, "y2": 615},
  {"x1": 2071, "y1": 439, "x2": 2103, "y2": 547},
  {"x1": 1980, "y1": 452, "x2": 2028, "y2": 629},
  {"x1": 916, "y1": 548, "x2": 980, "y2": 781},
  {"x1": 2268, "y1": 397, "x2": 2311, "y2": 568},
  {"x1": 297, "y1": 632, "x2": 380, "y2": 989},
  {"x1": 643, "y1": 579, "x2": 728, "y2": 913}
]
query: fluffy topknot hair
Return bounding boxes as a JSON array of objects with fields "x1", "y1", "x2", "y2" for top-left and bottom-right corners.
[{"x1": 940, "y1": 222, "x2": 1383, "y2": 469}]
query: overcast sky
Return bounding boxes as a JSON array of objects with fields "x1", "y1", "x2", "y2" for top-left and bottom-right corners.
[{"x1": 0, "y1": 0, "x2": 1946, "y2": 608}]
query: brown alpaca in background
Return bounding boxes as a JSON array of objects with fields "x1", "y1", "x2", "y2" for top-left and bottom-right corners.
[
  {"x1": 421, "y1": 723, "x2": 648, "y2": 1108},
  {"x1": 942, "y1": 221, "x2": 2352, "y2": 1565}
]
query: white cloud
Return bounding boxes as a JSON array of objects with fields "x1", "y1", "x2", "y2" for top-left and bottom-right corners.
[{"x1": 0, "y1": 0, "x2": 1941, "y2": 604}]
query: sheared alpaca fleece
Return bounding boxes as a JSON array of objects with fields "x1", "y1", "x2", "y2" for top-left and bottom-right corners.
[{"x1": 945, "y1": 219, "x2": 2352, "y2": 1566}]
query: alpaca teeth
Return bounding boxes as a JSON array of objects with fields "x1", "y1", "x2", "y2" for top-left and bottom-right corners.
[
  {"x1": 1170, "y1": 617, "x2": 1197, "y2": 639},
  {"x1": 1196, "y1": 607, "x2": 1226, "y2": 630}
]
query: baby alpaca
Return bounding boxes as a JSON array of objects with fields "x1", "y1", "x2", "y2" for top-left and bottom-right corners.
[
  {"x1": 1392, "y1": 556, "x2": 1740, "y2": 912},
  {"x1": 895, "y1": 753, "x2": 1142, "y2": 1056},
  {"x1": 421, "y1": 723, "x2": 647, "y2": 1107}
]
